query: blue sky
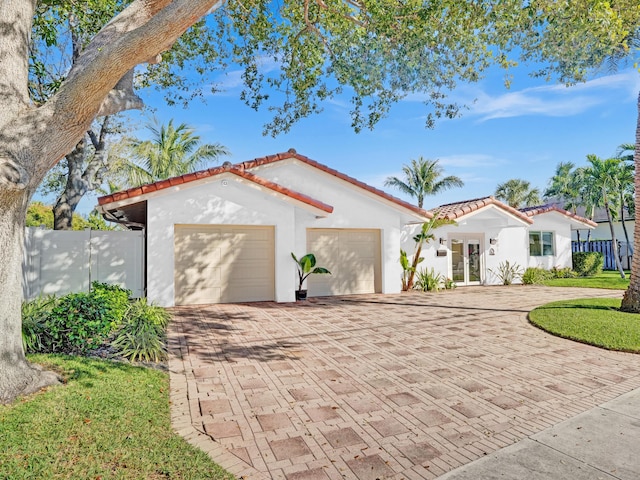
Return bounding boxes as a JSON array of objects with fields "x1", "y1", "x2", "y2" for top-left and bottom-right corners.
[{"x1": 73, "y1": 64, "x2": 640, "y2": 214}]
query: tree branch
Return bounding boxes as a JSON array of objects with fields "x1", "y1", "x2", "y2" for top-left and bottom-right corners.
[{"x1": 39, "y1": 0, "x2": 223, "y2": 172}]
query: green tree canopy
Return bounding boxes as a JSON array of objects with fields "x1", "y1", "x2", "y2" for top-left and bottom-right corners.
[{"x1": 494, "y1": 179, "x2": 541, "y2": 208}]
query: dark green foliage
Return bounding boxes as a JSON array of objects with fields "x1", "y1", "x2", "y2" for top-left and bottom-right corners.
[
  {"x1": 21, "y1": 295, "x2": 58, "y2": 352},
  {"x1": 111, "y1": 299, "x2": 171, "y2": 362},
  {"x1": 22, "y1": 283, "x2": 131, "y2": 355},
  {"x1": 572, "y1": 252, "x2": 604, "y2": 277},
  {"x1": 43, "y1": 293, "x2": 117, "y2": 354},
  {"x1": 522, "y1": 267, "x2": 554, "y2": 285}
]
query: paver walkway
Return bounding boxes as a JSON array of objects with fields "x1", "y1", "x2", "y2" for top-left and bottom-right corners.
[{"x1": 168, "y1": 286, "x2": 640, "y2": 480}]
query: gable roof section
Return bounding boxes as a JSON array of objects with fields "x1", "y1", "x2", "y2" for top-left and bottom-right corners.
[
  {"x1": 97, "y1": 150, "x2": 432, "y2": 219},
  {"x1": 432, "y1": 196, "x2": 533, "y2": 224},
  {"x1": 519, "y1": 204, "x2": 597, "y2": 228},
  {"x1": 98, "y1": 165, "x2": 334, "y2": 215}
]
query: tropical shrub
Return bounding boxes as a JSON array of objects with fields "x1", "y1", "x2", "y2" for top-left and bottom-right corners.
[
  {"x1": 572, "y1": 252, "x2": 604, "y2": 277},
  {"x1": 522, "y1": 267, "x2": 553, "y2": 285},
  {"x1": 111, "y1": 299, "x2": 171, "y2": 362},
  {"x1": 550, "y1": 266, "x2": 577, "y2": 278},
  {"x1": 489, "y1": 261, "x2": 524, "y2": 285},
  {"x1": 42, "y1": 292, "x2": 121, "y2": 354},
  {"x1": 91, "y1": 281, "x2": 132, "y2": 327},
  {"x1": 415, "y1": 268, "x2": 443, "y2": 292},
  {"x1": 21, "y1": 295, "x2": 58, "y2": 352}
]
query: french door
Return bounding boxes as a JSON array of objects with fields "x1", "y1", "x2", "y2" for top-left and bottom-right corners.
[{"x1": 450, "y1": 236, "x2": 483, "y2": 285}]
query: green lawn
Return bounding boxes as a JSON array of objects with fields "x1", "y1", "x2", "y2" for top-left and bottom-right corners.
[
  {"x1": 0, "y1": 355, "x2": 234, "y2": 480},
  {"x1": 542, "y1": 271, "x2": 630, "y2": 290},
  {"x1": 529, "y1": 298, "x2": 640, "y2": 353}
]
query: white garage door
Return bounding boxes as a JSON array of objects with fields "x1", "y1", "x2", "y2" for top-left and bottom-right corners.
[
  {"x1": 307, "y1": 229, "x2": 381, "y2": 296},
  {"x1": 174, "y1": 225, "x2": 275, "y2": 305}
]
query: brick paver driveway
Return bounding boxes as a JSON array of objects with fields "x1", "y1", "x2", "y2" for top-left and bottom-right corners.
[{"x1": 168, "y1": 286, "x2": 640, "y2": 480}]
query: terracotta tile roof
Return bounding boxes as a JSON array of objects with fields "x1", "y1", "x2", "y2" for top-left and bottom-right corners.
[
  {"x1": 432, "y1": 196, "x2": 533, "y2": 224},
  {"x1": 519, "y1": 204, "x2": 597, "y2": 228},
  {"x1": 98, "y1": 165, "x2": 334, "y2": 214},
  {"x1": 98, "y1": 150, "x2": 432, "y2": 219}
]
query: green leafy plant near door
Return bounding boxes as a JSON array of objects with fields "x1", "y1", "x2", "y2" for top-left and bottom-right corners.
[{"x1": 291, "y1": 253, "x2": 331, "y2": 300}]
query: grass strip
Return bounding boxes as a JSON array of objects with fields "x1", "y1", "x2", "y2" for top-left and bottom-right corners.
[
  {"x1": 542, "y1": 271, "x2": 630, "y2": 290},
  {"x1": 529, "y1": 298, "x2": 640, "y2": 353},
  {"x1": 0, "y1": 354, "x2": 234, "y2": 480}
]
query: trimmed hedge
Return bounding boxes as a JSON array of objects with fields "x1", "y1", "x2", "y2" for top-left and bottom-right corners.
[{"x1": 572, "y1": 251, "x2": 604, "y2": 277}]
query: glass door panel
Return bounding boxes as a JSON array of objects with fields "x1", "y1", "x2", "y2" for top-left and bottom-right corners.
[
  {"x1": 468, "y1": 240, "x2": 481, "y2": 283},
  {"x1": 451, "y1": 239, "x2": 464, "y2": 282}
]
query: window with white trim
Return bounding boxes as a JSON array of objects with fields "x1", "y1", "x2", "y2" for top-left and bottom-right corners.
[{"x1": 529, "y1": 231, "x2": 554, "y2": 256}]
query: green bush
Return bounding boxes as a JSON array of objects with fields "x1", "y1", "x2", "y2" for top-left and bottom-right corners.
[
  {"x1": 43, "y1": 292, "x2": 118, "y2": 354},
  {"x1": 21, "y1": 295, "x2": 58, "y2": 352},
  {"x1": 414, "y1": 268, "x2": 443, "y2": 292},
  {"x1": 522, "y1": 267, "x2": 553, "y2": 285},
  {"x1": 550, "y1": 266, "x2": 578, "y2": 278},
  {"x1": 572, "y1": 252, "x2": 604, "y2": 277},
  {"x1": 90, "y1": 281, "x2": 131, "y2": 328},
  {"x1": 111, "y1": 299, "x2": 170, "y2": 362}
]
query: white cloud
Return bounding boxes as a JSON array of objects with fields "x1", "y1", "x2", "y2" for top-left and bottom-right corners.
[
  {"x1": 470, "y1": 70, "x2": 640, "y2": 121},
  {"x1": 402, "y1": 70, "x2": 640, "y2": 121}
]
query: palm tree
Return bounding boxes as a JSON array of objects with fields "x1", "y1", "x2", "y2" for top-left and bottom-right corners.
[
  {"x1": 494, "y1": 179, "x2": 541, "y2": 208},
  {"x1": 614, "y1": 158, "x2": 635, "y2": 259},
  {"x1": 384, "y1": 157, "x2": 463, "y2": 208},
  {"x1": 123, "y1": 119, "x2": 229, "y2": 187},
  {"x1": 584, "y1": 155, "x2": 626, "y2": 278}
]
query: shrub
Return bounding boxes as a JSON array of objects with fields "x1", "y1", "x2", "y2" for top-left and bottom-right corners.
[
  {"x1": 443, "y1": 277, "x2": 456, "y2": 290},
  {"x1": 415, "y1": 268, "x2": 443, "y2": 292},
  {"x1": 111, "y1": 299, "x2": 171, "y2": 362},
  {"x1": 572, "y1": 252, "x2": 604, "y2": 277},
  {"x1": 90, "y1": 281, "x2": 131, "y2": 328},
  {"x1": 522, "y1": 267, "x2": 553, "y2": 285},
  {"x1": 21, "y1": 295, "x2": 58, "y2": 352},
  {"x1": 42, "y1": 292, "x2": 118, "y2": 355},
  {"x1": 550, "y1": 266, "x2": 577, "y2": 278},
  {"x1": 489, "y1": 261, "x2": 524, "y2": 285}
]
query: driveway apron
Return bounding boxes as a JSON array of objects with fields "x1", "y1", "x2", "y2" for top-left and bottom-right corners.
[{"x1": 168, "y1": 286, "x2": 640, "y2": 480}]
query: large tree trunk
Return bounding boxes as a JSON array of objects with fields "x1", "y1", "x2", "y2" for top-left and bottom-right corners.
[
  {"x1": 0, "y1": 0, "x2": 220, "y2": 403},
  {"x1": 0, "y1": 189, "x2": 60, "y2": 403},
  {"x1": 621, "y1": 91, "x2": 640, "y2": 311}
]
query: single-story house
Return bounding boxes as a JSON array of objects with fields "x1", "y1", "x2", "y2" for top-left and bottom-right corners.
[
  {"x1": 519, "y1": 204, "x2": 597, "y2": 270},
  {"x1": 97, "y1": 150, "x2": 431, "y2": 306},
  {"x1": 401, "y1": 198, "x2": 596, "y2": 286}
]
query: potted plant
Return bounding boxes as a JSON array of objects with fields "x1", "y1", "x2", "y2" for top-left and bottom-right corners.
[{"x1": 291, "y1": 253, "x2": 331, "y2": 300}]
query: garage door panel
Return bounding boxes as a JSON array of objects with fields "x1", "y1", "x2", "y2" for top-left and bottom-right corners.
[
  {"x1": 175, "y1": 225, "x2": 274, "y2": 305},
  {"x1": 307, "y1": 229, "x2": 380, "y2": 297}
]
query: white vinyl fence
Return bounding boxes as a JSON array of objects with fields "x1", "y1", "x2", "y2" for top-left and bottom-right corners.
[{"x1": 23, "y1": 227, "x2": 144, "y2": 300}]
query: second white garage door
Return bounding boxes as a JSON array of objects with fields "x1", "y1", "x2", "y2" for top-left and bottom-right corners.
[
  {"x1": 307, "y1": 228, "x2": 381, "y2": 296},
  {"x1": 174, "y1": 225, "x2": 275, "y2": 305}
]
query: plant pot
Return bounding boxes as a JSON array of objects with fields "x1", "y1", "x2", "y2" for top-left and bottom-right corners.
[{"x1": 295, "y1": 289, "x2": 307, "y2": 301}]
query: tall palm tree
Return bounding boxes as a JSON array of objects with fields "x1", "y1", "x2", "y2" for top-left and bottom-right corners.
[
  {"x1": 384, "y1": 157, "x2": 463, "y2": 208},
  {"x1": 494, "y1": 179, "x2": 541, "y2": 208},
  {"x1": 123, "y1": 119, "x2": 229, "y2": 187},
  {"x1": 614, "y1": 159, "x2": 635, "y2": 258},
  {"x1": 584, "y1": 155, "x2": 626, "y2": 278}
]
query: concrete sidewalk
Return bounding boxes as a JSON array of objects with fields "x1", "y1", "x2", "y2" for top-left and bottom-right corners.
[{"x1": 439, "y1": 388, "x2": 640, "y2": 480}]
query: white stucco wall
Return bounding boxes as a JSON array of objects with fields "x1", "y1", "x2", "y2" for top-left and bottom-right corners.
[
  {"x1": 402, "y1": 210, "x2": 528, "y2": 287},
  {"x1": 526, "y1": 212, "x2": 576, "y2": 270},
  {"x1": 144, "y1": 160, "x2": 422, "y2": 306},
  {"x1": 573, "y1": 220, "x2": 634, "y2": 244},
  {"x1": 250, "y1": 159, "x2": 421, "y2": 295}
]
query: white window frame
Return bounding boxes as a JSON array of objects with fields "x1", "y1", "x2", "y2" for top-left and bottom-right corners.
[{"x1": 529, "y1": 231, "x2": 555, "y2": 257}]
